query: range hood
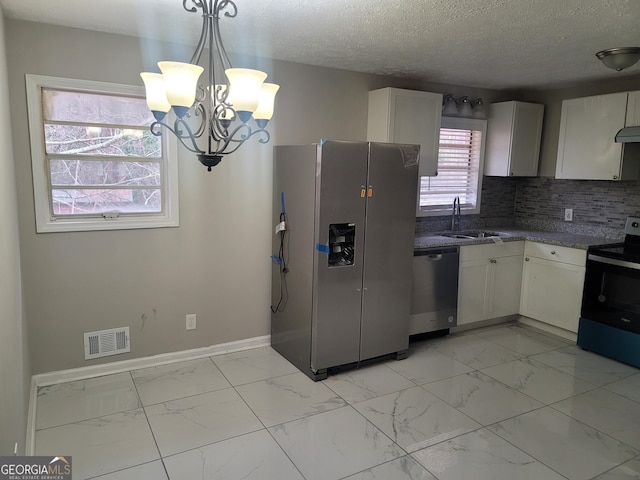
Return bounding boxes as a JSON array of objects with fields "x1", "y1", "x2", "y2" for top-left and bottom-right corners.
[{"x1": 615, "y1": 126, "x2": 640, "y2": 143}]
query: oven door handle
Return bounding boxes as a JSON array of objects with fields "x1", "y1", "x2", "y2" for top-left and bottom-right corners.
[{"x1": 588, "y1": 254, "x2": 640, "y2": 271}]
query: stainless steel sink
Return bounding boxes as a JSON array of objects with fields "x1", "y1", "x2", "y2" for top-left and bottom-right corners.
[{"x1": 441, "y1": 231, "x2": 501, "y2": 239}]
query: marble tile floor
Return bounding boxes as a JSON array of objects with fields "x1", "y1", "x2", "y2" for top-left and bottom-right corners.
[{"x1": 34, "y1": 321, "x2": 640, "y2": 480}]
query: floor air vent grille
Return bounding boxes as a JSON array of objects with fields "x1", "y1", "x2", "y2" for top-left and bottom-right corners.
[{"x1": 84, "y1": 327, "x2": 130, "y2": 360}]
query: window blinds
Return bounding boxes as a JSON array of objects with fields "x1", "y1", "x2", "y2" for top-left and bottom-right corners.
[{"x1": 419, "y1": 127, "x2": 483, "y2": 211}]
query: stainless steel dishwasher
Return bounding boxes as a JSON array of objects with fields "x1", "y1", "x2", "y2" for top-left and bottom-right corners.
[{"x1": 410, "y1": 246, "x2": 459, "y2": 335}]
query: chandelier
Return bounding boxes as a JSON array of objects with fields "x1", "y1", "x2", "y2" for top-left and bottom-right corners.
[{"x1": 140, "y1": 0, "x2": 279, "y2": 171}]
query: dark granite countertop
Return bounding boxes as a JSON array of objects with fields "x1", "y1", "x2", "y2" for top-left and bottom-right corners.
[{"x1": 414, "y1": 227, "x2": 621, "y2": 250}]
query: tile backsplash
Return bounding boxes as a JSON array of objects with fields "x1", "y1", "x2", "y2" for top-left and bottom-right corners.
[
  {"x1": 417, "y1": 176, "x2": 639, "y2": 239},
  {"x1": 515, "y1": 177, "x2": 639, "y2": 238},
  {"x1": 416, "y1": 176, "x2": 517, "y2": 233}
]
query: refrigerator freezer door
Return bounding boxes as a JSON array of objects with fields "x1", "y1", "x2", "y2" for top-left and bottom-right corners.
[
  {"x1": 270, "y1": 145, "x2": 318, "y2": 377},
  {"x1": 312, "y1": 141, "x2": 368, "y2": 371},
  {"x1": 359, "y1": 142, "x2": 419, "y2": 360}
]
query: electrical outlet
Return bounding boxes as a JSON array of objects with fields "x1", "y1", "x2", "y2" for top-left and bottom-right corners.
[
  {"x1": 564, "y1": 208, "x2": 573, "y2": 221},
  {"x1": 186, "y1": 314, "x2": 197, "y2": 330}
]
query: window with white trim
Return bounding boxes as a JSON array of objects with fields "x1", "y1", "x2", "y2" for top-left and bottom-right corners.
[
  {"x1": 418, "y1": 116, "x2": 486, "y2": 216},
  {"x1": 26, "y1": 75, "x2": 179, "y2": 233}
]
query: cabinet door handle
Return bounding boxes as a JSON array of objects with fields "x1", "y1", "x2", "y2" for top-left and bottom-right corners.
[
  {"x1": 613, "y1": 175, "x2": 619, "y2": 180},
  {"x1": 525, "y1": 257, "x2": 530, "y2": 261},
  {"x1": 490, "y1": 258, "x2": 497, "y2": 263},
  {"x1": 550, "y1": 251, "x2": 556, "y2": 255}
]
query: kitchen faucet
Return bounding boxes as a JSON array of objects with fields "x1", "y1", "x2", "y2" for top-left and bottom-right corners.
[{"x1": 451, "y1": 196, "x2": 461, "y2": 231}]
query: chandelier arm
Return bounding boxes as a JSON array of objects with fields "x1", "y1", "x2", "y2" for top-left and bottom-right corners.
[
  {"x1": 186, "y1": 0, "x2": 210, "y2": 65},
  {"x1": 190, "y1": 101, "x2": 209, "y2": 139},
  {"x1": 210, "y1": 103, "x2": 235, "y2": 138},
  {"x1": 149, "y1": 119, "x2": 205, "y2": 155},
  {"x1": 213, "y1": 0, "x2": 235, "y2": 70},
  {"x1": 213, "y1": 124, "x2": 270, "y2": 156},
  {"x1": 212, "y1": 122, "x2": 251, "y2": 155},
  {"x1": 217, "y1": 0, "x2": 237, "y2": 18},
  {"x1": 210, "y1": 119, "x2": 227, "y2": 143},
  {"x1": 173, "y1": 118, "x2": 207, "y2": 154},
  {"x1": 206, "y1": 109, "x2": 224, "y2": 155},
  {"x1": 257, "y1": 130, "x2": 271, "y2": 145}
]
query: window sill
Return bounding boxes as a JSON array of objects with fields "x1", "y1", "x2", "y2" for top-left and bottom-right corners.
[
  {"x1": 417, "y1": 207, "x2": 480, "y2": 217},
  {"x1": 35, "y1": 215, "x2": 179, "y2": 233}
]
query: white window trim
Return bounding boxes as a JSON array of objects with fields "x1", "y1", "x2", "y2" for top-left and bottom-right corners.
[
  {"x1": 418, "y1": 116, "x2": 487, "y2": 217},
  {"x1": 26, "y1": 74, "x2": 179, "y2": 233}
]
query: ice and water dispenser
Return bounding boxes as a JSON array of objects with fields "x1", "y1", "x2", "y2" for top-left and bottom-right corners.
[{"x1": 328, "y1": 223, "x2": 356, "y2": 267}]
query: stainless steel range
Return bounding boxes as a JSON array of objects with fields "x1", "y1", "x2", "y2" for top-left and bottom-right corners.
[{"x1": 578, "y1": 217, "x2": 640, "y2": 368}]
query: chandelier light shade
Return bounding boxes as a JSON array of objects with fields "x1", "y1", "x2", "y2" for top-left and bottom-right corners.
[
  {"x1": 157, "y1": 61, "x2": 204, "y2": 114},
  {"x1": 140, "y1": 0, "x2": 280, "y2": 171},
  {"x1": 596, "y1": 47, "x2": 640, "y2": 71},
  {"x1": 254, "y1": 83, "x2": 281, "y2": 122},
  {"x1": 224, "y1": 68, "x2": 267, "y2": 116},
  {"x1": 139, "y1": 73, "x2": 171, "y2": 115}
]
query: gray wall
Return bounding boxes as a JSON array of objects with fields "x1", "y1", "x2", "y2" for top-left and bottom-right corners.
[
  {"x1": 6, "y1": 20, "x2": 374, "y2": 374},
  {"x1": 6, "y1": 19, "x2": 501, "y2": 374},
  {"x1": 0, "y1": 10, "x2": 29, "y2": 456}
]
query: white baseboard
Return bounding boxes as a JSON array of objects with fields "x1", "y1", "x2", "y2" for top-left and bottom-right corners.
[
  {"x1": 25, "y1": 334, "x2": 271, "y2": 455},
  {"x1": 517, "y1": 316, "x2": 577, "y2": 342},
  {"x1": 32, "y1": 334, "x2": 271, "y2": 387},
  {"x1": 450, "y1": 315, "x2": 517, "y2": 334},
  {"x1": 25, "y1": 377, "x2": 38, "y2": 456}
]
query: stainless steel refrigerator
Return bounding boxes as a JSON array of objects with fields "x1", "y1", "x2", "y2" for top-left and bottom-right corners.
[{"x1": 270, "y1": 140, "x2": 419, "y2": 380}]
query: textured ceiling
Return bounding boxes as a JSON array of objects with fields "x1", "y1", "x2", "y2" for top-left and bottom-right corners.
[{"x1": 1, "y1": 0, "x2": 640, "y2": 90}]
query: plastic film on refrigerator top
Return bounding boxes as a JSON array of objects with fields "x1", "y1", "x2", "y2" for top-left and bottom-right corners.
[{"x1": 399, "y1": 144, "x2": 420, "y2": 168}]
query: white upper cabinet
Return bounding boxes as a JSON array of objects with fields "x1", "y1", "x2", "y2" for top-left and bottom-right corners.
[
  {"x1": 555, "y1": 92, "x2": 640, "y2": 180},
  {"x1": 484, "y1": 101, "x2": 544, "y2": 177},
  {"x1": 367, "y1": 87, "x2": 442, "y2": 176}
]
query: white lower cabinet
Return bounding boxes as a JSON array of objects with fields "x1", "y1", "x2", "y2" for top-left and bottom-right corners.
[
  {"x1": 520, "y1": 241, "x2": 586, "y2": 333},
  {"x1": 458, "y1": 242, "x2": 524, "y2": 325}
]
